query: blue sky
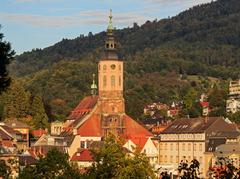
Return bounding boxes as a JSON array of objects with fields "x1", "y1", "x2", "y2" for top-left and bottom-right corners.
[{"x1": 0, "y1": 0, "x2": 213, "y2": 54}]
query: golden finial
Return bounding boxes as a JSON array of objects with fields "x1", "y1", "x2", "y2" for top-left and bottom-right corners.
[{"x1": 107, "y1": 9, "x2": 113, "y2": 30}]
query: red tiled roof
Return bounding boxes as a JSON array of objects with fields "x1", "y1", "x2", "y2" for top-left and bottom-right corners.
[
  {"x1": 31, "y1": 129, "x2": 47, "y2": 138},
  {"x1": 127, "y1": 136, "x2": 148, "y2": 150},
  {"x1": 1, "y1": 140, "x2": 14, "y2": 148},
  {"x1": 70, "y1": 149, "x2": 93, "y2": 162},
  {"x1": 123, "y1": 115, "x2": 153, "y2": 137},
  {"x1": 68, "y1": 96, "x2": 98, "y2": 121},
  {"x1": 77, "y1": 115, "x2": 101, "y2": 137},
  {"x1": 200, "y1": 102, "x2": 209, "y2": 107}
]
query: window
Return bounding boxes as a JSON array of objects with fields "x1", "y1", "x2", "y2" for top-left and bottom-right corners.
[
  {"x1": 170, "y1": 156, "x2": 173, "y2": 163},
  {"x1": 80, "y1": 141, "x2": 85, "y2": 148},
  {"x1": 165, "y1": 143, "x2": 168, "y2": 150},
  {"x1": 199, "y1": 143, "x2": 203, "y2": 151},
  {"x1": 170, "y1": 143, "x2": 173, "y2": 151},
  {"x1": 119, "y1": 65, "x2": 121, "y2": 71},
  {"x1": 176, "y1": 156, "x2": 179, "y2": 163},
  {"x1": 188, "y1": 143, "x2": 191, "y2": 151},
  {"x1": 103, "y1": 65, "x2": 107, "y2": 70},
  {"x1": 111, "y1": 75, "x2": 115, "y2": 87},
  {"x1": 119, "y1": 76, "x2": 121, "y2": 86},
  {"x1": 182, "y1": 143, "x2": 185, "y2": 151},
  {"x1": 194, "y1": 143, "x2": 197, "y2": 151},
  {"x1": 103, "y1": 75, "x2": 107, "y2": 87},
  {"x1": 164, "y1": 155, "x2": 167, "y2": 163},
  {"x1": 160, "y1": 155, "x2": 163, "y2": 163}
]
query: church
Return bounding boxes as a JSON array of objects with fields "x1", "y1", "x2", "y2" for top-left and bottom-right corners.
[{"x1": 31, "y1": 10, "x2": 158, "y2": 166}]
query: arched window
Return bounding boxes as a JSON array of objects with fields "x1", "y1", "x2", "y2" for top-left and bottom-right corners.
[
  {"x1": 111, "y1": 75, "x2": 115, "y2": 87},
  {"x1": 103, "y1": 75, "x2": 107, "y2": 87},
  {"x1": 103, "y1": 65, "x2": 107, "y2": 70},
  {"x1": 119, "y1": 76, "x2": 121, "y2": 86}
]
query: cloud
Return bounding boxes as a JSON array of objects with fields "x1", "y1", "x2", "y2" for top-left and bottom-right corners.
[
  {"x1": 0, "y1": 10, "x2": 153, "y2": 28},
  {"x1": 145, "y1": 0, "x2": 213, "y2": 7}
]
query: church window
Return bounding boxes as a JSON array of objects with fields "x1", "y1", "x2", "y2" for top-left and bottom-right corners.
[
  {"x1": 119, "y1": 76, "x2": 121, "y2": 86},
  {"x1": 111, "y1": 75, "x2": 115, "y2": 87},
  {"x1": 119, "y1": 65, "x2": 121, "y2": 70},
  {"x1": 103, "y1": 75, "x2": 107, "y2": 87},
  {"x1": 103, "y1": 65, "x2": 107, "y2": 70},
  {"x1": 106, "y1": 43, "x2": 109, "y2": 48}
]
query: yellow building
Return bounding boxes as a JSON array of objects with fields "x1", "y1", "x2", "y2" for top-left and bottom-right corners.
[{"x1": 157, "y1": 117, "x2": 239, "y2": 178}]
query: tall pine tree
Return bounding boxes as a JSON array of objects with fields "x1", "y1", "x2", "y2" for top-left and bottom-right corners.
[
  {"x1": 0, "y1": 26, "x2": 15, "y2": 93},
  {"x1": 30, "y1": 95, "x2": 49, "y2": 129}
]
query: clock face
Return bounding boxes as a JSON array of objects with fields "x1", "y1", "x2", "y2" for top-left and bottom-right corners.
[{"x1": 111, "y1": 64, "x2": 116, "y2": 70}]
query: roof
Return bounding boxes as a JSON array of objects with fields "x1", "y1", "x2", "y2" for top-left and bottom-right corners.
[
  {"x1": 215, "y1": 143, "x2": 240, "y2": 154},
  {"x1": 0, "y1": 127, "x2": 13, "y2": 140},
  {"x1": 161, "y1": 117, "x2": 221, "y2": 134},
  {"x1": 123, "y1": 115, "x2": 153, "y2": 137},
  {"x1": 19, "y1": 155, "x2": 37, "y2": 166},
  {"x1": 127, "y1": 136, "x2": 148, "y2": 150},
  {"x1": 5, "y1": 119, "x2": 30, "y2": 129},
  {"x1": 70, "y1": 149, "x2": 93, "y2": 162},
  {"x1": 68, "y1": 96, "x2": 98, "y2": 121},
  {"x1": 31, "y1": 129, "x2": 47, "y2": 138},
  {"x1": 77, "y1": 114, "x2": 101, "y2": 137},
  {"x1": 200, "y1": 102, "x2": 209, "y2": 107}
]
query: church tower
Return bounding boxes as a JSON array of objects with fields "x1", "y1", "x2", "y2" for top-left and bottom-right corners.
[{"x1": 98, "y1": 10, "x2": 125, "y2": 137}]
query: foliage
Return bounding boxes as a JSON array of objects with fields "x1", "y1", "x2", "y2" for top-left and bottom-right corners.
[
  {"x1": 7, "y1": 0, "x2": 240, "y2": 120},
  {"x1": 0, "y1": 80, "x2": 49, "y2": 128},
  {"x1": 209, "y1": 157, "x2": 240, "y2": 179},
  {"x1": 178, "y1": 159, "x2": 200, "y2": 179},
  {"x1": 227, "y1": 111, "x2": 240, "y2": 124},
  {"x1": 0, "y1": 159, "x2": 11, "y2": 179},
  {"x1": 0, "y1": 26, "x2": 15, "y2": 93},
  {"x1": 19, "y1": 148, "x2": 83, "y2": 179},
  {"x1": 87, "y1": 135, "x2": 156, "y2": 179},
  {"x1": 30, "y1": 95, "x2": 49, "y2": 128},
  {"x1": 208, "y1": 85, "x2": 228, "y2": 117}
]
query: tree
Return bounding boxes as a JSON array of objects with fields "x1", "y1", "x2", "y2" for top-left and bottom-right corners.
[
  {"x1": 0, "y1": 159, "x2": 11, "y2": 179},
  {"x1": 19, "y1": 148, "x2": 82, "y2": 179},
  {"x1": 87, "y1": 135, "x2": 156, "y2": 179},
  {"x1": 1, "y1": 80, "x2": 31, "y2": 119},
  {"x1": 30, "y1": 95, "x2": 49, "y2": 129},
  {"x1": 0, "y1": 26, "x2": 15, "y2": 93},
  {"x1": 209, "y1": 157, "x2": 240, "y2": 179},
  {"x1": 178, "y1": 159, "x2": 200, "y2": 179}
]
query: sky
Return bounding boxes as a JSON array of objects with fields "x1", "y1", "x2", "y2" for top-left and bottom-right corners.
[{"x1": 0, "y1": 0, "x2": 213, "y2": 54}]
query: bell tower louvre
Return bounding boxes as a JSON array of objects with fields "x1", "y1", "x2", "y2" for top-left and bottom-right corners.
[{"x1": 98, "y1": 9, "x2": 125, "y2": 137}]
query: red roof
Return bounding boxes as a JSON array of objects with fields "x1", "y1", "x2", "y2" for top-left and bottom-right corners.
[
  {"x1": 200, "y1": 102, "x2": 209, "y2": 107},
  {"x1": 70, "y1": 149, "x2": 93, "y2": 162},
  {"x1": 68, "y1": 96, "x2": 98, "y2": 121},
  {"x1": 31, "y1": 129, "x2": 47, "y2": 138},
  {"x1": 77, "y1": 114, "x2": 101, "y2": 137},
  {"x1": 126, "y1": 136, "x2": 148, "y2": 150},
  {"x1": 1, "y1": 140, "x2": 14, "y2": 148},
  {"x1": 123, "y1": 115, "x2": 153, "y2": 137}
]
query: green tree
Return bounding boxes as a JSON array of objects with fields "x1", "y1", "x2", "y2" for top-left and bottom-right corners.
[
  {"x1": 19, "y1": 148, "x2": 82, "y2": 179},
  {"x1": 87, "y1": 135, "x2": 156, "y2": 179},
  {"x1": 0, "y1": 159, "x2": 11, "y2": 179},
  {"x1": 30, "y1": 95, "x2": 49, "y2": 129},
  {"x1": 0, "y1": 26, "x2": 15, "y2": 93},
  {"x1": 1, "y1": 80, "x2": 31, "y2": 119},
  {"x1": 227, "y1": 111, "x2": 240, "y2": 123}
]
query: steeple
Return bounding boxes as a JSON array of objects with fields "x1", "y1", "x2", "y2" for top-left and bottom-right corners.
[
  {"x1": 104, "y1": 9, "x2": 118, "y2": 60},
  {"x1": 91, "y1": 74, "x2": 97, "y2": 96}
]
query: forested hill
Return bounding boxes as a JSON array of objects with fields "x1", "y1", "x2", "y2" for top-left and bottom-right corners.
[
  {"x1": 11, "y1": 0, "x2": 240, "y2": 78},
  {"x1": 6, "y1": 0, "x2": 240, "y2": 121}
]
